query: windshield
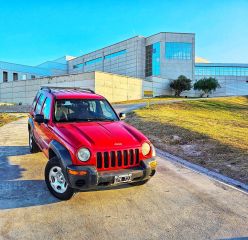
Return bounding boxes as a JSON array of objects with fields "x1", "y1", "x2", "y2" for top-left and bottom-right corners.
[{"x1": 54, "y1": 99, "x2": 119, "y2": 122}]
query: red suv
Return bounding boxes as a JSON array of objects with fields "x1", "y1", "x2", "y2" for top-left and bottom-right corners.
[{"x1": 28, "y1": 87, "x2": 157, "y2": 200}]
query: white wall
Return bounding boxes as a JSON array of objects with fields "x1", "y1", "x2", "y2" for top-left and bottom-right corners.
[
  {"x1": 0, "y1": 72, "x2": 95, "y2": 105},
  {"x1": 0, "y1": 71, "x2": 145, "y2": 105},
  {"x1": 143, "y1": 77, "x2": 172, "y2": 97}
]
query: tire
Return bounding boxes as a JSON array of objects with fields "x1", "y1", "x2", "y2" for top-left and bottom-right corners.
[
  {"x1": 45, "y1": 157, "x2": 75, "y2": 200},
  {"x1": 129, "y1": 179, "x2": 149, "y2": 186},
  {"x1": 29, "y1": 130, "x2": 40, "y2": 153}
]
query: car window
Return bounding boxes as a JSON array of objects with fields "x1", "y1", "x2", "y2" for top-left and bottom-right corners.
[
  {"x1": 41, "y1": 97, "x2": 52, "y2": 120},
  {"x1": 35, "y1": 94, "x2": 46, "y2": 114},
  {"x1": 100, "y1": 100, "x2": 114, "y2": 118},
  {"x1": 32, "y1": 92, "x2": 40, "y2": 110}
]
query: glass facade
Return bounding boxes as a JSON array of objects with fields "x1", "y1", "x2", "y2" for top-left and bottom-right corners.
[
  {"x1": 85, "y1": 57, "x2": 103, "y2": 66},
  {"x1": 145, "y1": 42, "x2": 160, "y2": 77},
  {"x1": 104, "y1": 50, "x2": 126, "y2": 60},
  {"x1": 165, "y1": 42, "x2": 192, "y2": 60},
  {"x1": 195, "y1": 66, "x2": 248, "y2": 76},
  {"x1": 73, "y1": 63, "x2": 84, "y2": 69},
  {"x1": 72, "y1": 49, "x2": 127, "y2": 69}
]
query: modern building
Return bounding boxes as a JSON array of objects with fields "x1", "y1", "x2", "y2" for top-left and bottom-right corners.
[
  {"x1": 68, "y1": 32, "x2": 195, "y2": 81},
  {"x1": 0, "y1": 32, "x2": 247, "y2": 104},
  {"x1": 0, "y1": 56, "x2": 73, "y2": 82},
  {"x1": 195, "y1": 63, "x2": 248, "y2": 96}
]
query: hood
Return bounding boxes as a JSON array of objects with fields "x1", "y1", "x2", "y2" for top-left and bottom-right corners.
[{"x1": 53, "y1": 121, "x2": 147, "y2": 150}]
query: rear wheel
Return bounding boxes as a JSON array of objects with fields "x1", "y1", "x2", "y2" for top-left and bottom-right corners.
[
  {"x1": 45, "y1": 157, "x2": 75, "y2": 200},
  {"x1": 29, "y1": 130, "x2": 40, "y2": 153},
  {"x1": 129, "y1": 179, "x2": 149, "y2": 186}
]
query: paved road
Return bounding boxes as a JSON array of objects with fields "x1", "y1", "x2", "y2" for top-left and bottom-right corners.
[{"x1": 0, "y1": 116, "x2": 248, "y2": 239}]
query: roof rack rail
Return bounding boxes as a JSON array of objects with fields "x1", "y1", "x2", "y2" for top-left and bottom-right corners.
[{"x1": 40, "y1": 86, "x2": 95, "y2": 94}]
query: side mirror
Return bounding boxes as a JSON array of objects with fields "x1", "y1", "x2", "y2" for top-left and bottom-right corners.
[
  {"x1": 34, "y1": 114, "x2": 44, "y2": 124},
  {"x1": 119, "y1": 112, "x2": 126, "y2": 120}
]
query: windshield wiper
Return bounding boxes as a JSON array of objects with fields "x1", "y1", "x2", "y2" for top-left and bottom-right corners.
[
  {"x1": 61, "y1": 118, "x2": 116, "y2": 122},
  {"x1": 87, "y1": 118, "x2": 116, "y2": 122}
]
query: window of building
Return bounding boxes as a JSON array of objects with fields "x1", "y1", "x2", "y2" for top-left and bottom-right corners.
[
  {"x1": 85, "y1": 57, "x2": 103, "y2": 66},
  {"x1": 145, "y1": 42, "x2": 160, "y2": 77},
  {"x1": 73, "y1": 63, "x2": 84, "y2": 69},
  {"x1": 195, "y1": 66, "x2": 248, "y2": 76},
  {"x1": 13, "y1": 73, "x2": 18, "y2": 81},
  {"x1": 41, "y1": 97, "x2": 52, "y2": 120},
  {"x1": 104, "y1": 50, "x2": 126, "y2": 60},
  {"x1": 31, "y1": 75, "x2": 36, "y2": 79},
  {"x1": 152, "y1": 42, "x2": 160, "y2": 76},
  {"x1": 145, "y1": 45, "x2": 153, "y2": 77},
  {"x1": 165, "y1": 42, "x2": 192, "y2": 60},
  {"x1": 22, "y1": 74, "x2": 27, "y2": 80},
  {"x1": 3, "y1": 71, "x2": 8, "y2": 82}
]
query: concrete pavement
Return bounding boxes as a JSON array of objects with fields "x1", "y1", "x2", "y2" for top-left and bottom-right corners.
[{"x1": 0, "y1": 116, "x2": 248, "y2": 240}]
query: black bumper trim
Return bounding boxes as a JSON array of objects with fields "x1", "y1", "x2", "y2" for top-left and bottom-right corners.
[{"x1": 66, "y1": 157, "x2": 156, "y2": 190}]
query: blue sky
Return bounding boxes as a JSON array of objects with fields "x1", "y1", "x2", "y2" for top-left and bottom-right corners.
[{"x1": 0, "y1": 0, "x2": 247, "y2": 65}]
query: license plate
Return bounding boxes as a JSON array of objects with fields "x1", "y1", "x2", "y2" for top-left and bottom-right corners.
[{"x1": 114, "y1": 174, "x2": 132, "y2": 184}]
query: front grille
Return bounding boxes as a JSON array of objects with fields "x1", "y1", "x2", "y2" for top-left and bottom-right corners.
[{"x1": 96, "y1": 149, "x2": 140, "y2": 170}]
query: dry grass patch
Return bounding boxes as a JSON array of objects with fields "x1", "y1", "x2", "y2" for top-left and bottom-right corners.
[
  {"x1": 126, "y1": 96, "x2": 248, "y2": 184},
  {"x1": 113, "y1": 96, "x2": 185, "y2": 104},
  {"x1": 0, "y1": 113, "x2": 25, "y2": 127}
]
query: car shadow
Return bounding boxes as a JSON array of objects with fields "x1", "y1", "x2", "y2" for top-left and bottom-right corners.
[
  {"x1": 0, "y1": 146, "x2": 59, "y2": 209},
  {"x1": 0, "y1": 145, "x2": 136, "y2": 209}
]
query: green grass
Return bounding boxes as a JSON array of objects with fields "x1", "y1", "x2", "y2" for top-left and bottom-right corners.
[{"x1": 126, "y1": 96, "x2": 248, "y2": 184}]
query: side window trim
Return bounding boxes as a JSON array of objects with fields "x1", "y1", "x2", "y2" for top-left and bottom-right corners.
[
  {"x1": 33, "y1": 92, "x2": 41, "y2": 111},
  {"x1": 34, "y1": 93, "x2": 42, "y2": 113},
  {"x1": 41, "y1": 97, "x2": 47, "y2": 114}
]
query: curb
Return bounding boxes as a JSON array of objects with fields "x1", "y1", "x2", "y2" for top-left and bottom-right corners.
[{"x1": 156, "y1": 148, "x2": 248, "y2": 194}]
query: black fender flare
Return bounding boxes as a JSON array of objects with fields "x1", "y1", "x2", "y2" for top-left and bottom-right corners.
[{"x1": 48, "y1": 140, "x2": 73, "y2": 184}]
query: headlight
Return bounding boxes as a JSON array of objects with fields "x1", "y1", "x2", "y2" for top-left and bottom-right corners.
[
  {"x1": 142, "y1": 142, "x2": 151, "y2": 156},
  {"x1": 77, "y1": 148, "x2": 91, "y2": 162}
]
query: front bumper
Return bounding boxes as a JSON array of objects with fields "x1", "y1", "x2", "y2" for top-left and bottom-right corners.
[{"x1": 66, "y1": 158, "x2": 157, "y2": 190}]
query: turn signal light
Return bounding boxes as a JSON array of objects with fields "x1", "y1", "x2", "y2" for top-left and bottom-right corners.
[
  {"x1": 149, "y1": 160, "x2": 157, "y2": 169},
  {"x1": 68, "y1": 169, "x2": 87, "y2": 176}
]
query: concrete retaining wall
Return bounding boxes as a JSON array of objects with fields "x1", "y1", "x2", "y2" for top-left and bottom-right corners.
[
  {"x1": 95, "y1": 72, "x2": 142, "y2": 102},
  {"x1": 143, "y1": 77, "x2": 172, "y2": 97},
  {"x1": 0, "y1": 71, "x2": 144, "y2": 104}
]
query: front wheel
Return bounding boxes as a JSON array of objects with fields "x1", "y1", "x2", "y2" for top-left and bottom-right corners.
[{"x1": 45, "y1": 157, "x2": 75, "y2": 200}]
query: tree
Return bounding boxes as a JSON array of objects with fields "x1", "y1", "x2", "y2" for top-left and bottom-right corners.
[
  {"x1": 170, "y1": 75, "x2": 192, "y2": 97},
  {"x1": 193, "y1": 77, "x2": 220, "y2": 97}
]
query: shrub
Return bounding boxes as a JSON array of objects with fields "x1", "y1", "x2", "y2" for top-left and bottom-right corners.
[
  {"x1": 170, "y1": 75, "x2": 192, "y2": 97},
  {"x1": 194, "y1": 77, "x2": 220, "y2": 97}
]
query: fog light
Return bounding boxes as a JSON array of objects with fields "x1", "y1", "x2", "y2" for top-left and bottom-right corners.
[
  {"x1": 149, "y1": 160, "x2": 157, "y2": 169},
  {"x1": 68, "y1": 169, "x2": 87, "y2": 176}
]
